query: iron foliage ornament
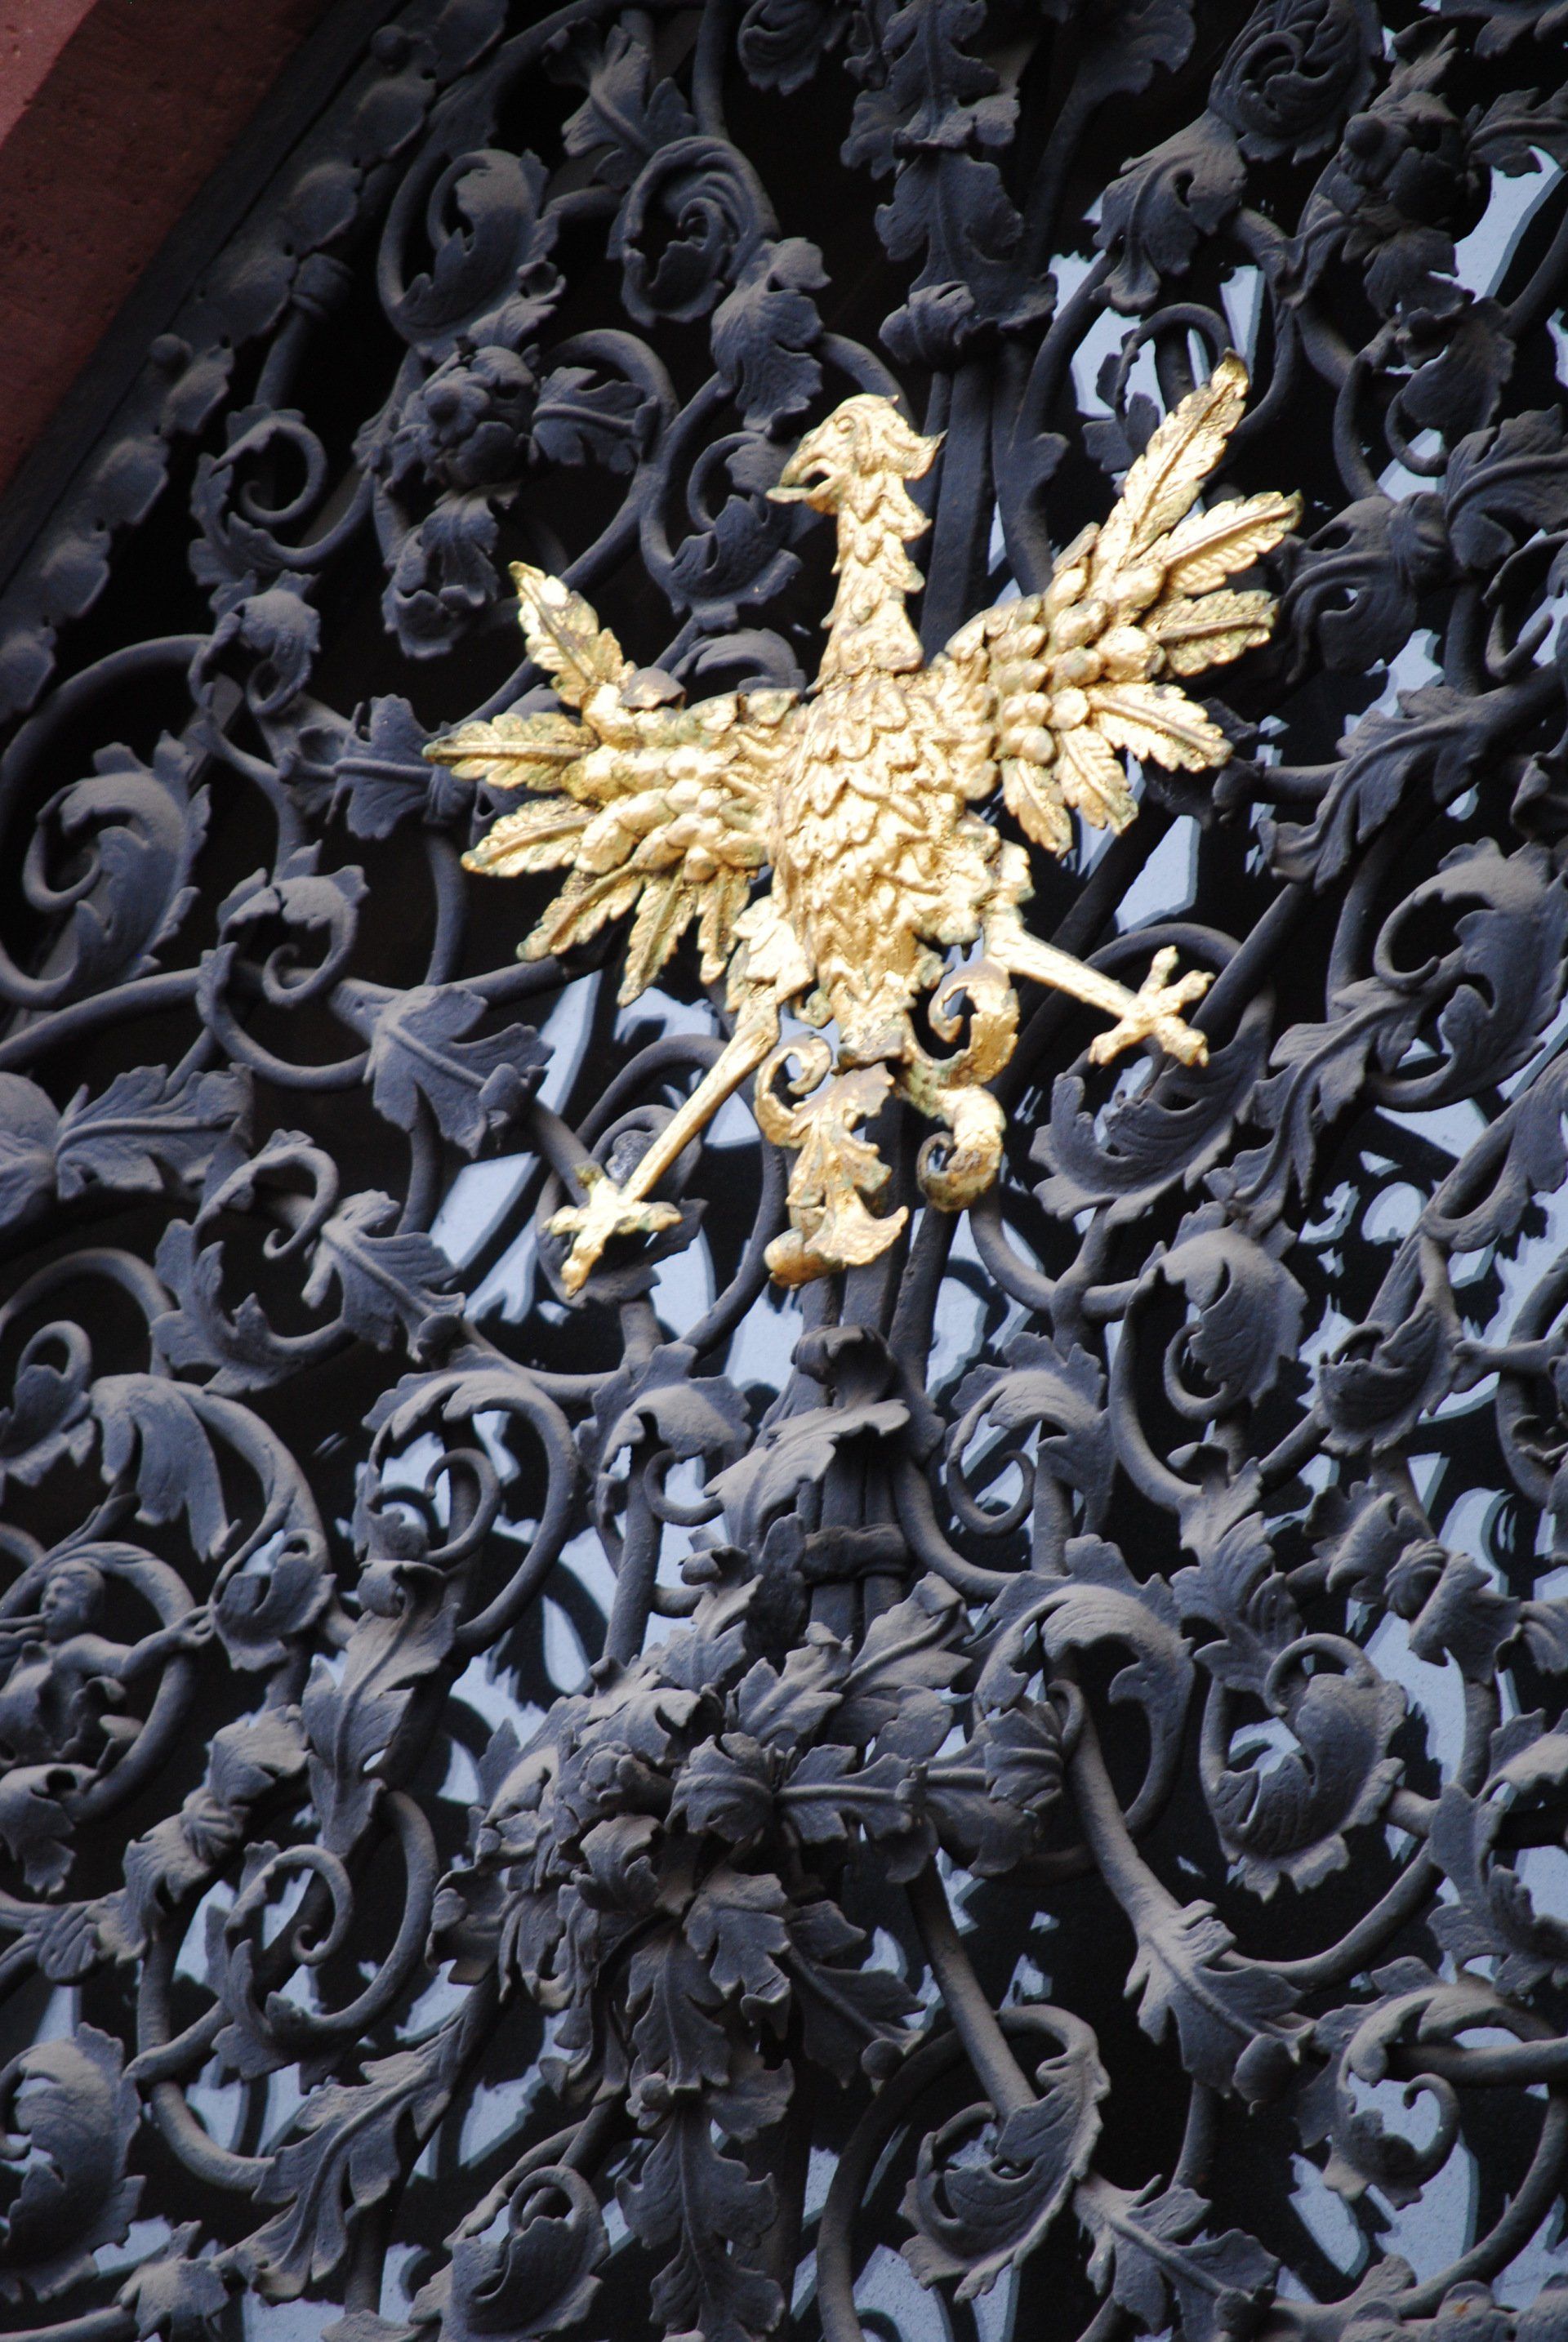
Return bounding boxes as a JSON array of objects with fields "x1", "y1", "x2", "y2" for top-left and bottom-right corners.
[{"x1": 0, "y1": 2, "x2": 1567, "y2": 2340}]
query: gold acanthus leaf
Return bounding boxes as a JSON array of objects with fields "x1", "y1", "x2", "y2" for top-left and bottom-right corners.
[
  {"x1": 1093, "y1": 352, "x2": 1251, "y2": 572},
  {"x1": 755, "y1": 1053, "x2": 906, "y2": 1286},
  {"x1": 463, "y1": 797, "x2": 592, "y2": 876},
  {"x1": 1156, "y1": 492, "x2": 1305, "y2": 596},
  {"x1": 1145, "y1": 590, "x2": 1277, "y2": 675},
  {"x1": 1053, "y1": 726, "x2": 1139, "y2": 830},
  {"x1": 510, "y1": 564, "x2": 631, "y2": 707},
  {"x1": 1087, "y1": 679, "x2": 1232, "y2": 771},
  {"x1": 429, "y1": 708, "x2": 590, "y2": 792}
]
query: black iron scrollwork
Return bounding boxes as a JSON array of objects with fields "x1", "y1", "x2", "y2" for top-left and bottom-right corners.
[{"x1": 2, "y1": 2, "x2": 1568, "y2": 2337}]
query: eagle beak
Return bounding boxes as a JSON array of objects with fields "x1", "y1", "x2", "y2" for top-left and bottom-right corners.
[{"x1": 768, "y1": 432, "x2": 828, "y2": 503}]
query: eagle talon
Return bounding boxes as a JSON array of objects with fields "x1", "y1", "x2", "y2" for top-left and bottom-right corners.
[
  {"x1": 1088, "y1": 948, "x2": 1212, "y2": 1069},
  {"x1": 546, "y1": 1162, "x2": 684, "y2": 1297}
]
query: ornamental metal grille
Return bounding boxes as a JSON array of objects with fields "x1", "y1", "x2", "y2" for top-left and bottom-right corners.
[{"x1": 2, "y1": 4, "x2": 1568, "y2": 2340}]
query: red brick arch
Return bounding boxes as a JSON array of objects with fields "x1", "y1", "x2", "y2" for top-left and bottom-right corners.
[{"x1": 0, "y1": 0, "x2": 336, "y2": 498}]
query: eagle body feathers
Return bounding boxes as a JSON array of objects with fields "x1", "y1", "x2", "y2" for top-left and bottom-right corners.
[{"x1": 769, "y1": 666, "x2": 997, "y2": 1063}]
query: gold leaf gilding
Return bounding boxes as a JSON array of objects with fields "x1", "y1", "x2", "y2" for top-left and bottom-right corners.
[{"x1": 426, "y1": 361, "x2": 1298, "y2": 1293}]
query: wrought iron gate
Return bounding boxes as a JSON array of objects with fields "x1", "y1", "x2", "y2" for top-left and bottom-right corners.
[{"x1": 2, "y1": 2, "x2": 1568, "y2": 2338}]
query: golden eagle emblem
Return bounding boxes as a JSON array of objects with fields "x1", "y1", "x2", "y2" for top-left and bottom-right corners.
[{"x1": 427, "y1": 354, "x2": 1297, "y2": 1293}]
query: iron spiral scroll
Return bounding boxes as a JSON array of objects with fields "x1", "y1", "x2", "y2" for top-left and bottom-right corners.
[{"x1": 2, "y1": 1, "x2": 1568, "y2": 2336}]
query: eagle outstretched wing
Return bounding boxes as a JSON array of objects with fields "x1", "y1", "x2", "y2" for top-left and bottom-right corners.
[
  {"x1": 426, "y1": 564, "x2": 798, "y2": 1004},
  {"x1": 939, "y1": 354, "x2": 1299, "y2": 855}
]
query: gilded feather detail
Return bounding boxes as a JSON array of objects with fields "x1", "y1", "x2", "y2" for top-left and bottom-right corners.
[{"x1": 426, "y1": 359, "x2": 1298, "y2": 1293}]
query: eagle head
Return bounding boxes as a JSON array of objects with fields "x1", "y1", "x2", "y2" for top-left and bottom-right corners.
[{"x1": 769, "y1": 394, "x2": 940, "y2": 514}]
